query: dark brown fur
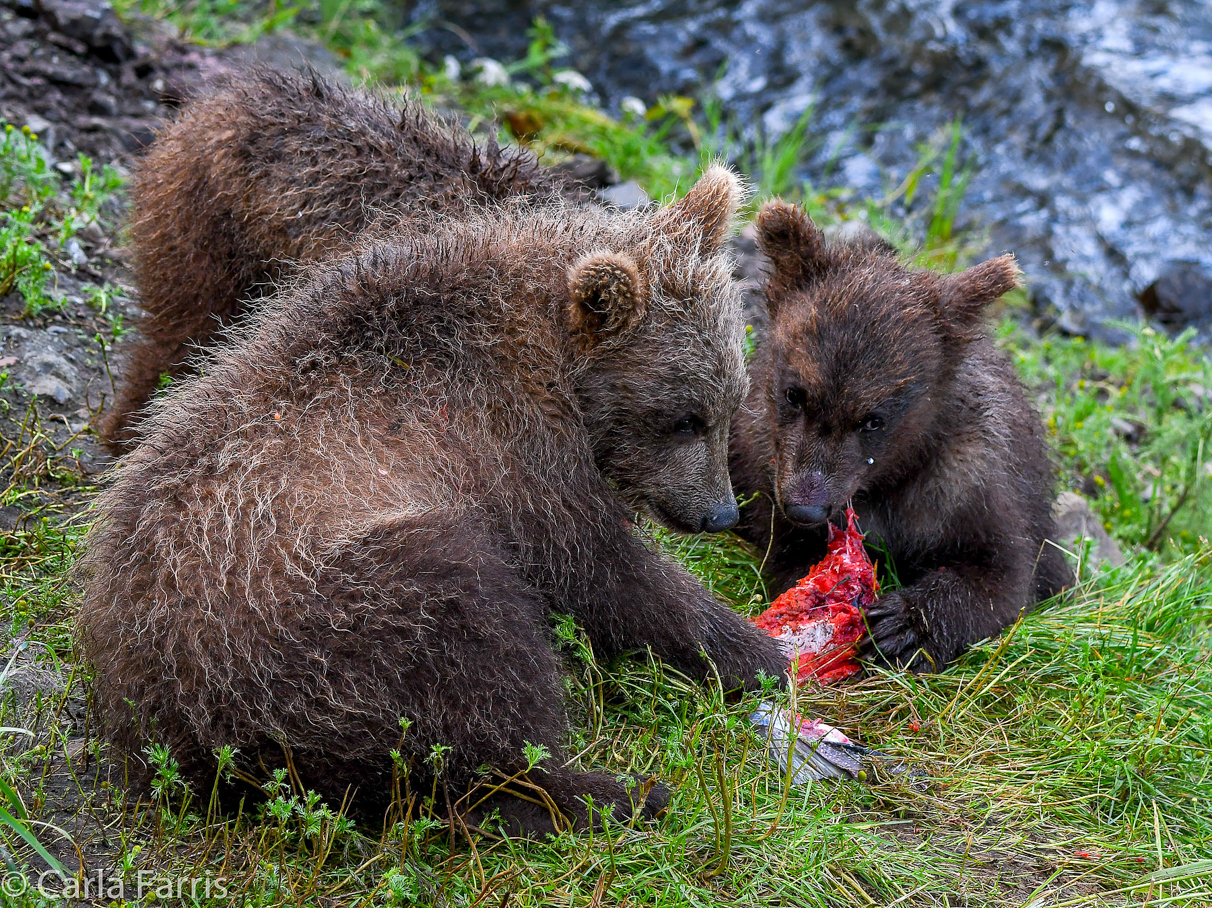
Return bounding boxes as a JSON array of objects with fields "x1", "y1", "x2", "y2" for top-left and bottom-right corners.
[
  {"x1": 100, "y1": 67, "x2": 581, "y2": 451},
  {"x1": 78, "y1": 174, "x2": 786, "y2": 836},
  {"x1": 731, "y1": 200, "x2": 1073, "y2": 672}
]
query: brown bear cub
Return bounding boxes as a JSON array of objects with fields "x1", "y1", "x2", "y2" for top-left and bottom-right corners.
[
  {"x1": 78, "y1": 170, "x2": 787, "y2": 836},
  {"x1": 731, "y1": 200, "x2": 1072, "y2": 673},
  {"x1": 100, "y1": 68, "x2": 581, "y2": 452}
]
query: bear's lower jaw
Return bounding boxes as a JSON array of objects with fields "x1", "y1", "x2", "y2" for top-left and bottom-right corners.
[{"x1": 638, "y1": 497, "x2": 703, "y2": 535}]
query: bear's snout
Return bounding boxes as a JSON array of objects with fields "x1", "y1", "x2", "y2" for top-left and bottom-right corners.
[
  {"x1": 700, "y1": 498, "x2": 740, "y2": 533},
  {"x1": 782, "y1": 470, "x2": 832, "y2": 526}
]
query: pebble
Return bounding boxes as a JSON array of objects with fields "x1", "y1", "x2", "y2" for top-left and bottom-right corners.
[
  {"x1": 1053, "y1": 492, "x2": 1125, "y2": 567},
  {"x1": 66, "y1": 238, "x2": 88, "y2": 267},
  {"x1": 1139, "y1": 261, "x2": 1212, "y2": 332},
  {"x1": 597, "y1": 180, "x2": 650, "y2": 210}
]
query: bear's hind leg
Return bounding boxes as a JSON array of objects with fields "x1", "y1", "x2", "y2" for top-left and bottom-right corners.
[{"x1": 293, "y1": 514, "x2": 665, "y2": 835}]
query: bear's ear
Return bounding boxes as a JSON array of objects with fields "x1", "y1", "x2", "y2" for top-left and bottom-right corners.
[
  {"x1": 941, "y1": 254, "x2": 1021, "y2": 329},
  {"x1": 567, "y1": 251, "x2": 647, "y2": 350},
  {"x1": 755, "y1": 199, "x2": 828, "y2": 311},
  {"x1": 655, "y1": 164, "x2": 744, "y2": 253}
]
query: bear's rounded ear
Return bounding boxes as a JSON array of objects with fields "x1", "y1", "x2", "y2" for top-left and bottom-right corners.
[
  {"x1": 655, "y1": 164, "x2": 745, "y2": 253},
  {"x1": 755, "y1": 199, "x2": 828, "y2": 304},
  {"x1": 567, "y1": 251, "x2": 646, "y2": 350},
  {"x1": 941, "y1": 254, "x2": 1021, "y2": 329}
]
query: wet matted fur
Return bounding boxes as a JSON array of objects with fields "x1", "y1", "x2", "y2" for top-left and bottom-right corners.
[
  {"x1": 78, "y1": 174, "x2": 786, "y2": 836},
  {"x1": 101, "y1": 67, "x2": 582, "y2": 451},
  {"x1": 731, "y1": 200, "x2": 1073, "y2": 672}
]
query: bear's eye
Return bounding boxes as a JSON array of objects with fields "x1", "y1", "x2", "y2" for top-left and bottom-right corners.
[
  {"x1": 859, "y1": 414, "x2": 885, "y2": 432},
  {"x1": 672, "y1": 415, "x2": 705, "y2": 437},
  {"x1": 784, "y1": 386, "x2": 807, "y2": 409}
]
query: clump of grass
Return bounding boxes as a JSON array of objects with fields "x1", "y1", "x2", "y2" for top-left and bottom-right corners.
[
  {"x1": 425, "y1": 18, "x2": 694, "y2": 198},
  {"x1": 0, "y1": 204, "x2": 53, "y2": 311},
  {"x1": 115, "y1": 0, "x2": 302, "y2": 46},
  {"x1": 0, "y1": 123, "x2": 122, "y2": 316},
  {"x1": 1006, "y1": 322, "x2": 1212, "y2": 557}
]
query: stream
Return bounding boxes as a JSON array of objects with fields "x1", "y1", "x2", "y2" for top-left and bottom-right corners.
[{"x1": 406, "y1": 0, "x2": 1212, "y2": 341}]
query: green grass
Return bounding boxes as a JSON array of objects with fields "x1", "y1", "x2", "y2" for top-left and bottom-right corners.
[
  {"x1": 1007, "y1": 323, "x2": 1212, "y2": 559},
  {"x1": 0, "y1": 123, "x2": 122, "y2": 317},
  {"x1": 2, "y1": 6, "x2": 1212, "y2": 906}
]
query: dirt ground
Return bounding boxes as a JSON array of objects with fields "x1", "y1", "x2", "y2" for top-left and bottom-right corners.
[
  {"x1": 0, "y1": 0, "x2": 359, "y2": 877},
  {"x1": 0, "y1": 0, "x2": 355, "y2": 490}
]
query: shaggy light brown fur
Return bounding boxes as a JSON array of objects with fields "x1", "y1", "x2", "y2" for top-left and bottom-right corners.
[
  {"x1": 732, "y1": 200, "x2": 1072, "y2": 672},
  {"x1": 100, "y1": 67, "x2": 582, "y2": 451},
  {"x1": 78, "y1": 172, "x2": 786, "y2": 836}
]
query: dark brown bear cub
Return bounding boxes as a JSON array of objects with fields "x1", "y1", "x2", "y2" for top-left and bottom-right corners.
[
  {"x1": 731, "y1": 200, "x2": 1072, "y2": 672},
  {"x1": 78, "y1": 171, "x2": 787, "y2": 837},
  {"x1": 100, "y1": 68, "x2": 580, "y2": 452}
]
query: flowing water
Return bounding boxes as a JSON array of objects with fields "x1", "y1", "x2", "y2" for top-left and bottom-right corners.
[{"x1": 407, "y1": 0, "x2": 1212, "y2": 340}]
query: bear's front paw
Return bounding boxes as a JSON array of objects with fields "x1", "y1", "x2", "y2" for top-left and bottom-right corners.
[{"x1": 860, "y1": 592, "x2": 935, "y2": 673}]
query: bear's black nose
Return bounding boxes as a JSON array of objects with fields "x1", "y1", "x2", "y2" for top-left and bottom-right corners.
[
  {"x1": 785, "y1": 503, "x2": 830, "y2": 525},
  {"x1": 700, "y1": 500, "x2": 739, "y2": 533}
]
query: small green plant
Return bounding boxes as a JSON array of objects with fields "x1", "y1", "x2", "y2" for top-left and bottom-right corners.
[
  {"x1": 522, "y1": 741, "x2": 550, "y2": 771},
  {"x1": 697, "y1": 90, "x2": 819, "y2": 204},
  {"x1": 1, "y1": 124, "x2": 123, "y2": 316},
  {"x1": 59, "y1": 154, "x2": 122, "y2": 246},
  {"x1": 114, "y1": 0, "x2": 300, "y2": 45},
  {"x1": 0, "y1": 205, "x2": 53, "y2": 312},
  {"x1": 146, "y1": 741, "x2": 190, "y2": 809},
  {"x1": 0, "y1": 125, "x2": 55, "y2": 209}
]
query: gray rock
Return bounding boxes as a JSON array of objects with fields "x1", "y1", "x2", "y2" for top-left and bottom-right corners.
[
  {"x1": 19, "y1": 352, "x2": 80, "y2": 406},
  {"x1": 216, "y1": 32, "x2": 347, "y2": 86},
  {"x1": 551, "y1": 154, "x2": 619, "y2": 190},
  {"x1": 23, "y1": 113, "x2": 52, "y2": 135},
  {"x1": 1053, "y1": 491, "x2": 1126, "y2": 568},
  {"x1": 1109, "y1": 415, "x2": 1145, "y2": 445},
  {"x1": 0, "y1": 640, "x2": 66, "y2": 711},
  {"x1": 86, "y1": 89, "x2": 119, "y2": 117},
  {"x1": 730, "y1": 224, "x2": 768, "y2": 328},
  {"x1": 1139, "y1": 261, "x2": 1212, "y2": 333},
  {"x1": 65, "y1": 238, "x2": 88, "y2": 267},
  {"x1": 822, "y1": 219, "x2": 895, "y2": 253},
  {"x1": 597, "y1": 180, "x2": 649, "y2": 210},
  {"x1": 0, "y1": 506, "x2": 23, "y2": 532},
  {"x1": 37, "y1": 0, "x2": 134, "y2": 63}
]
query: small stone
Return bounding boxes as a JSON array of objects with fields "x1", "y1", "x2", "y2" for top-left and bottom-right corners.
[
  {"x1": 20, "y1": 352, "x2": 80, "y2": 406},
  {"x1": 1053, "y1": 491, "x2": 1125, "y2": 567},
  {"x1": 0, "y1": 506, "x2": 24, "y2": 532},
  {"x1": 24, "y1": 113, "x2": 52, "y2": 135},
  {"x1": 87, "y1": 90, "x2": 119, "y2": 117},
  {"x1": 79, "y1": 221, "x2": 106, "y2": 244},
  {"x1": 597, "y1": 180, "x2": 649, "y2": 210},
  {"x1": 215, "y1": 32, "x2": 346, "y2": 87},
  {"x1": 1109, "y1": 416, "x2": 1145, "y2": 444},
  {"x1": 66, "y1": 238, "x2": 88, "y2": 267},
  {"x1": 1139, "y1": 261, "x2": 1212, "y2": 332},
  {"x1": 730, "y1": 224, "x2": 767, "y2": 327},
  {"x1": 31, "y1": 58, "x2": 99, "y2": 87}
]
